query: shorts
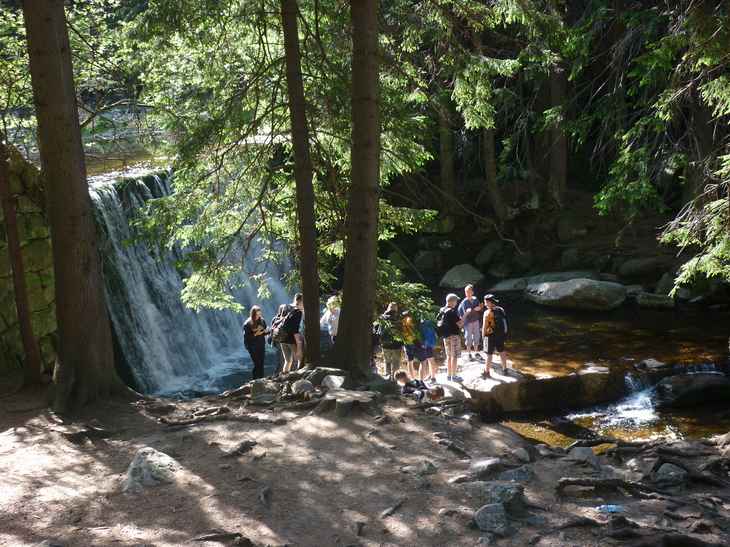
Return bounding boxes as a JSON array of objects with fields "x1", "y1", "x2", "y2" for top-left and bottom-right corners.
[
  {"x1": 413, "y1": 345, "x2": 433, "y2": 362},
  {"x1": 464, "y1": 321, "x2": 481, "y2": 348},
  {"x1": 484, "y1": 335, "x2": 506, "y2": 355},
  {"x1": 443, "y1": 335, "x2": 461, "y2": 359},
  {"x1": 404, "y1": 344, "x2": 417, "y2": 361}
]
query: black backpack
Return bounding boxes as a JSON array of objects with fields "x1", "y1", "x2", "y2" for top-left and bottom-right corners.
[
  {"x1": 271, "y1": 305, "x2": 294, "y2": 343},
  {"x1": 435, "y1": 307, "x2": 449, "y2": 337}
]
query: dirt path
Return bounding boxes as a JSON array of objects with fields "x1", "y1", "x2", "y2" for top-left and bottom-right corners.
[{"x1": 2, "y1": 386, "x2": 729, "y2": 547}]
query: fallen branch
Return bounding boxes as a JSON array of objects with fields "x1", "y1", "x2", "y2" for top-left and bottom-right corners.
[
  {"x1": 556, "y1": 477, "x2": 669, "y2": 499},
  {"x1": 160, "y1": 411, "x2": 286, "y2": 429}
]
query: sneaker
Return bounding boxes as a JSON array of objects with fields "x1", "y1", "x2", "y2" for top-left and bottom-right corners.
[
  {"x1": 452, "y1": 375, "x2": 464, "y2": 383},
  {"x1": 475, "y1": 353, "x2": 484, "y2": 361},
  {"x1": 446, "y1": 375, "x2": 453, "y2": 382},
  {"x1": 468, "y1": 353, "x2": 473, "y2": 361}
]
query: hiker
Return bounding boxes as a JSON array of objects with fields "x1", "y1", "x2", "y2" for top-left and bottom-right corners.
[
  {"x1": 418, "y1": 318, "x2": 438, "y2": 381},
  {"x1": 401, "y1": 311, "x2": 422, "y2": 379},
  {"x1": 379, "y1": 302, "x2": 402, "y2": 379},
  {"x1": 482, "y1": 293, "x2": 509, "y2": 378},
  {"x1": 437, "y1": 293, "x2": 463, "y2": 382},
  {"x1": 458, "y1": 284, "x2": 483, "y2": 361},
  {"x1": 292, "y1": 293, "x2": 305, "y2": 365},
  {"x1": 271, "y1": 296, "x2": 303, "y2": 372},
  {"x1": 394, "y1": 370, "x2": 445, "y2": 403},
  {"x1": 243, "y1": 305, "x2": 269, "y2": 379},
  {"x1": 320, "y1": 295, "x2": 340, "y2": 345}
]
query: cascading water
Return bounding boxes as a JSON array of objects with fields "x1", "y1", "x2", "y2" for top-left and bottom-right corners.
[{"x1": 89, "y1": 170, "x2": 289, "y2": 396}]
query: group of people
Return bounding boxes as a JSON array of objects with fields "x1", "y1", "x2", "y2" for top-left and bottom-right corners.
[
  {"x1": 375, "y1": 283, "x2": 509, "y2": 384},
  {"x1": 241, "y1": 283, "x2": 509, "y2": 388}
]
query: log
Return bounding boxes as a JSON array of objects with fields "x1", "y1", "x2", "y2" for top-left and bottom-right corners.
[{"x1": 556, "y1": 477, "x2": 669, "y2": 499}]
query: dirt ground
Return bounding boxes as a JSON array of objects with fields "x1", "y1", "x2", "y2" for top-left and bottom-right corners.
[{"x1": 2, "y1": 384, "x2": 730, "y2": 547}]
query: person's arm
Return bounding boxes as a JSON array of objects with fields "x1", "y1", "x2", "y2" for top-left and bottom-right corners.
[
  {"x1": 320, "y1": 310, "x2": 330, "y2": 329},
  {"x1": 501, "y1": 312, "x2": 508, "y2": 335},
  {"x1": 482, "y1": 310, "x2": 489, "y2": 337}
]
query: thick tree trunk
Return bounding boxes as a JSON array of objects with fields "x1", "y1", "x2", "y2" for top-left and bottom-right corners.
[
  {"x1": 438, "y1": 106, "x2": 455, "y2": 217},
  {"x1": 334, "y1": 0, "x2": 380, "y2": 377},
  {"x1": 482, "y1": 128, "x2": 508, "y2": 224},
  {"x1": 23, "y1": 1, "x2": 118, "y2": 412},
  {"x1": 280, "y1": 0, "x2": 320, "y2": 365},
  {"x1": 0, "y1": 143, "x2": 42, "y2": 385},
  {"x1": 548, "y1": 67, "x2": 568, "y2": 207}
]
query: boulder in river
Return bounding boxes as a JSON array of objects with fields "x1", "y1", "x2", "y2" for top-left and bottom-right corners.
[
  {"x1": 655, "y1": 373, "x2": 730, "y2": 409},
  {"x1": 488, "y1": 270, "x2": 599, "y2": 292},
  {"x1": 618, "y1": 257, "x2": 672, "y2": 280},
  {"x1": 440, "y1": 264, "x2": 485, "y2": 288},
  {"x1": 466, "y1": 368, "x2": 626, "y2": 415},
  {"x1": 525, "y1": 278, "x2": 626, "y2": 311}
]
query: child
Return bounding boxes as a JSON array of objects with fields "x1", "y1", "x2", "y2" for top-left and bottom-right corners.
[
  {"x1": 319, "y1": 295, "x2": 340, "y2": 345},
  {"x1": 394, "y1": 370, "x2": 445, "y2": 403},
  {"x1": 418, "y1": 318, "x2": 438, "y2": 381},
  {"x1": 439, "y1": 293, "x2": 464, "y2": 382},
  {"x1": 401, "y1": 311, "x2": 422, "y2": 379},
  {"x1": 482, "y1": 293, "x2": 509, "y2": 378}
]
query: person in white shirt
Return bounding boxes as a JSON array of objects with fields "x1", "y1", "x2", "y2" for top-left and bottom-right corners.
[{"x1": 320, "y1": 295, "x2": 340, "y2": 344}]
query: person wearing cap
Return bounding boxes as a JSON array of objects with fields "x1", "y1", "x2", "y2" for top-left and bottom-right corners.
[{"x1": 481, "y1": 294, "x2": 509, "y2": 378}]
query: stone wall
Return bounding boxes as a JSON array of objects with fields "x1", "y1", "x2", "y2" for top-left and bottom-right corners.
[{"x1": 0, "y1": 147, "x2": 57, "y2": 375}]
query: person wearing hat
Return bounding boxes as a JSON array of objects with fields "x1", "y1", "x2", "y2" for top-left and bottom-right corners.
[{"x1": 481, "y1": 294, "x2": 509, "y2": 378}]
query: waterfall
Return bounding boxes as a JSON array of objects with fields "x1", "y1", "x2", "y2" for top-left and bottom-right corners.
[{"x1": 89, "y1": 171, "x2": 289, "y2": 396}]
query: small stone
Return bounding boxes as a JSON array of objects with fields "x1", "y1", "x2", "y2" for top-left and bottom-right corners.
[
  {"x1": 322, "y1": 375, "x2": 346, "y2": 390},
  {"x1": 512, "y1": 447, "x2": 531, "y2": 463},
  {"x1": 291, "y1": 379, "x2": 314, "y2": 395},
  {"x1": 461, "y1": 481, "x2": 526, "y2": 513},
  {"x1": 469, "y1": 457, "x2": 503, "y2": 479},
  {"x1": 473, "y1": 503, "x2": 511, "y2": 536},
  {"x1": 535, "y1": 444, "x2": 554, "y2": 458},
  {"x1": 122, "y1": 447, "x2": 181, "y2": 493},
  {"x1": 566, "y1": 446, "x2": 600, "y2": 468},
  {"x1": 477, "y1": 533, "x2": 497, "y2": 545},
  {"x1": 401, "y1": 460, "x2": 438, "y2": 477},
  {"x1": 654, "y1": 463, "x2": 689, "y2": 486},
  {"x1": 496, "y1": 465, "x2": 534, "y2": 483}
]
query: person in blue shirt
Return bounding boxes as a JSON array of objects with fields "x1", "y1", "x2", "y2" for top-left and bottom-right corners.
[{"x1": 418, "y1": 318, "x2": 438, "y2": 381}]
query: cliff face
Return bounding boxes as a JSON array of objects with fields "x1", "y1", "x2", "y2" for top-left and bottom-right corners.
[{"x1": 0, "y1": 146, "x2": 56, "y2": 376}]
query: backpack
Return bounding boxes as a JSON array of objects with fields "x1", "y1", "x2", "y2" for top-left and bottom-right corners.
[
  {"x1": 271, "y1": 305, "x2": 294, "y2": 343},
  {"x1": 435, "y1": 307, "x2": 449, "y2": 338}
]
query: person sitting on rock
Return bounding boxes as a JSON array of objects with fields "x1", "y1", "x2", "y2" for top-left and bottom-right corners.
[
  {"x1": 481, "y1": 294, "x2": 509, "y2": 378},
  {"x1": 394, "y1": 370, "x2": 444, "y2": 403}
]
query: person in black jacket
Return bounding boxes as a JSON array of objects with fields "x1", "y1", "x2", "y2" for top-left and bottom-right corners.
[
  {"x1": 243, "y1": 305, "x2": 268, "y2": 379},
  {"x1": 276, "y1": 294, "x2": 304, "y2": 372},
  {"x1": 440, "y1": 293, "x2": 464, "y2": 382},
  {"x1": 481, "y1": 294, "x2": 509, "y2": 378}
]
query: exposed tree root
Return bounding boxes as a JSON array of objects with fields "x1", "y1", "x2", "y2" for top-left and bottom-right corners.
[{"x1": 556, "y1": 477, "x2": 670, "y2": 499}]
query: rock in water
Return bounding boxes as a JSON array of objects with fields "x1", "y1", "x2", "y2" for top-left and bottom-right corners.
[
  {"x1": 525, "y1": 278, "x2": 626, "y2": 311},
  {"x1": 473, "y1": 503, "x2": 511, "y2": 536},
  {"x1": 439, "y1": 264, "x2": 485, "y2": 289},
  {"x1": 122, "y1": 447, "x2": 181, "y2": 493},
  {"x1": 655, "y1": 373, "x2": 730, "y2": 408}
]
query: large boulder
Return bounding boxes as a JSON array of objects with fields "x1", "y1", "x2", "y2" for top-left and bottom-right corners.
[
  {"x1": 466, "y1": 369, "x2": 626, "y2": 415},
  {"x1": 461, "y1": 481, "x2": 525, "y2": 513},
  {"x1": 475, "y1": 241, "x2": 504, "y2": 268},
  {"x1": 122, "y1": 447, "x2": 181, "y2": 493},
  {"x1": 525, "y1": 278, "x2": 626, "y2": 311},
  {"x1": 488, "y1": 277, "x2": 528, "y2": 292},
  {"x1": 619, "y1": 257, "x2": 672, "y2": 280},
  {"x1": 487, "y1": 271, "x2": 599, "y2": 293},
  {"x1": 655, "y1": 373, "x2": 730, "y2": 409},
  {"x1": 439, "y1": 264, "x2": 485, "y2": 288}
]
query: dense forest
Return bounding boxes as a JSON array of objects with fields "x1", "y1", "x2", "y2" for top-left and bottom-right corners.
[{"x1": 1, "y1": 2, "x2": 730, "y2": 545}]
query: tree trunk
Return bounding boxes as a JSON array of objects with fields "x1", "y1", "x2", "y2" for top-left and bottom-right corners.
[
  {"x1": 548, "y1": 66, "x2": 568, "y2": 207},
  {"x1": 334, "y1": 0, "x2": 380, "y2": 377},
  {"x1": 438, "y1": 106, "x2": 455, "y2": 217},
  {"x1": 280, "y1": 0, "x2": 320, "y2": 365},
  {"x1": 0, "y1": 143, "x2": 42, "y2": 385},
  {"x1": 482, "y1": 127, "x2": 508, "y2": 224},
  {"x1": 23, "y1": 0, "x2": 118, "y2": 412}
]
